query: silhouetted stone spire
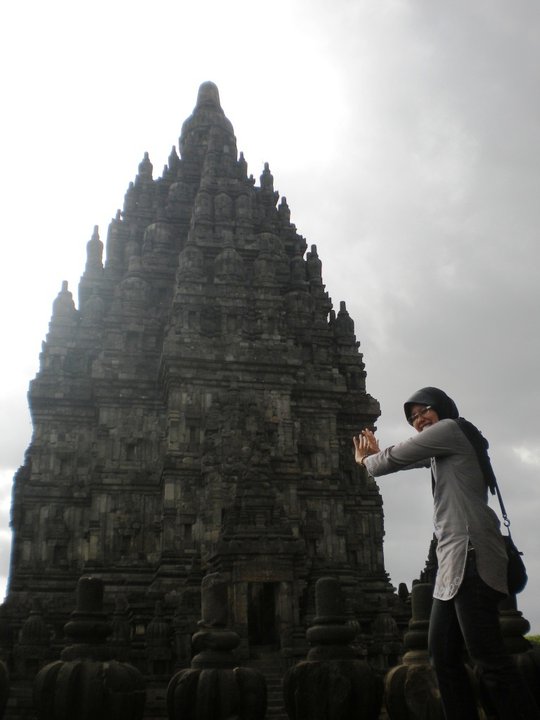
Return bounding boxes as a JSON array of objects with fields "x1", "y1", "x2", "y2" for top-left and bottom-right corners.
[
  {"x1": 260, "y1": 162, "x2": 274, "y2": 192},
  {"x1": 137, "y1": 151, "x2": 153, "y2": 181},
  {"x1": 167, "y1": 145, "x2": 180, "y2": 177},
  {"x1": 306, "y1": 244, "x2": 323, "y2": 286},
  {"x1": 105, "y1": 209, "x2": 127, "y2": 274},
  {"x1": 44, "y1": 280, "x2": 79, "y2": 353},
  {"x1": 51, "y1": 281, "x2": 77, "y2": 321},
  {"x1": 10, "y1": 84, "x2": 385, "y2": 717},
  {"x1": 278, "y1": 196, "x2": 291, "y2": 225},
  {"x1": 79, "y1": 226, "x2": 105, "y2": 308},
  {"x1": 123, "y1": 181, "x2": 136, "y2": 214},
  {"x1": 85, "y1": 226, "x2": 104, "y2": 274},
  {"x1": 179, "y1": 81, "x2": 237, "y2": 179},
  {"x1": 237, "y1": 150, "x2": 248, "y2": 179},
  {"x1": 334, "y1": 300, "x2": 355, "y2": 340}
]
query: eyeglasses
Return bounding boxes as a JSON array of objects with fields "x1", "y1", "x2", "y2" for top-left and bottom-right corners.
[{"x1": 408, "y1": 406, "x2": 432, "y2": 425}]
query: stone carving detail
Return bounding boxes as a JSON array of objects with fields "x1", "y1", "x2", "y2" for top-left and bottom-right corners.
[
  {"x1": 81, "y1": 289, "x2": 105, "y2": 326},
  {"x1": 214, "y1": 241, "x2": 245, "y2": 283},
  {"x1": 109, "y1": 595, "x2": 132, "y2": 662},
  {"x1": 499, "y1": 594, "x2": 540, "y2": 710},
  {"x1": 306, "y1": 244, "x2": 322, "y2": 285},
  {"x1": 13, "y1": 599, "x2": 51, "y2": 679},
  {"x1": 283, "y1": 577, "x2": 383, "y2": 719},
  {"x1": 176, "y1": 241, "x2": 205, "y2": 282},
  {"x1": 369, "y1": 597, "x2": 403, "y2": 672},
  {"x1": 0, "y1": 663, "x2": 7, "y2": 720},
  {"x1": 51, "y1": 281, "x2": 77, "y2": 322},
  {"x1": 85, "y1": 226, "x2": 104, "y2": 275},
  {"x1": 145, "y1": 601, "x2": 172, "y2": 677},
  {"x1": 34, "y1": 577, "x2": 146, "y2": 720},
  {"x1": 384, "y1": 582, "x2": 445, "y2": 720},
  {"x1": 8, "y1": 82, "x2": 387, "y2": 715},
  {"x1": 167, "y1": 573, "x2": 266, "y2": 719}
]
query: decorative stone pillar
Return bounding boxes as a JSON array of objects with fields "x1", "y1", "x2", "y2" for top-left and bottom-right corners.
[
  {"x1": 384, "y1": 583, "x2": 444, "y2": 720},
  {"x1": 499, "y1": 594, "x2": 532, "y2": 654},
  {"x1": 109, "y1": 595, "x2": 132, "y2": 663},
  {"x1": 0, "y1": 605, "x2": 10, "y2": 720},
  {"x1": 499, "y1": 594, "x2": 540, "y2": 709},
  {"x1": 34, "y1": 576, "x2": 146, "y2": 720},
  {"x1": 515, "y1": 644, "x2": 540, "y2": 710},
  {"x1": 172, "y1": 604, "x2": 192, "y2": 670},
  {"x1": 368, "y1": 599, "x2": 402, "y2": 672},
  {"x1": 145, "y1": 601, "x2": 172, "y2": 677},
  {"x1": 0, "y1": 660, "x2": 8, "y2": 720},
  {"x1": 283, "y1": 577, "x2": 383, "y2": 720},
  {"x1": 167, "y1": 572, "x2": 267, "y2": 719},
  {"x1": 13, "y1": 599, "x2": 51, "y2": 678},
  {"x1": 0, "y1": 604, "x2": 13, "y2": 667}
]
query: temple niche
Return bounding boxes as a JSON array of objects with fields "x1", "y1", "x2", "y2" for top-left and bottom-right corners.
[{"x1": 4, "y1": 82, "x2": 404, "y2": 717}]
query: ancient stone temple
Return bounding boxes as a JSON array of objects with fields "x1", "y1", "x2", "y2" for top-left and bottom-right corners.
[{"x1": 4, "y1": 82, "x2": 399, "y2": 715}]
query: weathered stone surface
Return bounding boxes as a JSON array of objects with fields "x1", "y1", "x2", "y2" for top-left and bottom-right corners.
[
  {"x1": 283, "y1": 577, "x2": 383, "y2": 719},
  {"x1": 0, "y1": 661, "x2": 8, "y2": 720},
  {"x1": 499, "y1": 594, "x2": 540, "y2": 711},
  {"x1": 384, "y1": 583, "x2": 444, "y2": 720},
  {"x1": 167, "y1": 572, "x2": 266, "y2": 719},
  {"x1": 34, "y1": 577, "x2": 145, "y2": 720},
  {"x1": 6, "y1": 82, "x2": 395, "y2": 714}
]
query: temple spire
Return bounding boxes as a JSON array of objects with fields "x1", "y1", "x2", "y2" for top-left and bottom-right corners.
[
  {"x1": 51, "y1": 281, "x2": 77, "y2": 320},
  {"x1": 137, "y1": 151, "x2": 153, "y2": 181},
  {"x1": 85, "y1": 225, "x2": 104, "y2": 274},
  {"x1": 12, "y1": 86, "x2": 387, "y2": 719},
  {"x1": 195, "y1": 80, "x2": 222, "y2": 109},
  {"x1": 179, "y1": 81, "x2": 237, "y2": 179}
]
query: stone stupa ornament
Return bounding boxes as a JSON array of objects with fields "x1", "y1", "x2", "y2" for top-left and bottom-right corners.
[
  {"x1": 283, "y1": 576, "x2": 383, "y2": 719},
  {"x1": 34, "y1": 576, "x2": 146, "y2": 720},
  {"x1": 167, "y1": 572, "x2": 266, "y2": 719},
  {"x1": 384, "y1": 582, "x2": 445, "y2": 720}
]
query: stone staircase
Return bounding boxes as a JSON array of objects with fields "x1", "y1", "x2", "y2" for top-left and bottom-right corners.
[{"x1": 247, "y1": 648, "x2": 289, "y2": 720}]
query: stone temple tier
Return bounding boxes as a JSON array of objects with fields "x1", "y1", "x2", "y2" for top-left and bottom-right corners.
[{"x1": 5, "y1": 82, "x2": 397, "y2": 704}]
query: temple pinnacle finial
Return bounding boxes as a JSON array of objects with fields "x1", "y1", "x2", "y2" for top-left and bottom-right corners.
[{"x1": 196, "y1": 81, "x2": 221, "y2": 109}]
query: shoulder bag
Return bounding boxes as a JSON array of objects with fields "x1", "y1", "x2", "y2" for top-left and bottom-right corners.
[{"x1": 455, "y1": 418, "x2": 528, "y2": 595}]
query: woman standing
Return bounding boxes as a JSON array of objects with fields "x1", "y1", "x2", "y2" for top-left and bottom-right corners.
[{"x1": 353, "y1": 386, "x2": 539, "y2": 720}]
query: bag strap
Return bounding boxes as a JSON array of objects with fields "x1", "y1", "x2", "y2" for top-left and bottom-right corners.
[
  {"x1": 453, "y1": 418, "x2": 512, "y2": 536},
  {"x1": 493, "y1": 480, "x2": 512, "y2": 535}
]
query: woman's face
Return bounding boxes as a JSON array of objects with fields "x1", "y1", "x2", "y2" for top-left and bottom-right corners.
[{"x1": 409, "y1": 404, "x2": 440, "y2": 432}]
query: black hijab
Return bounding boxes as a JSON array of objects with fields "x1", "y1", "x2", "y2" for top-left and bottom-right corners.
[
  {"x1": 404, "y1": 386, "x2": 497, "y2": 494},
  {"x1": 404, "y1": 386, "x2": 459, "y2": 424}
]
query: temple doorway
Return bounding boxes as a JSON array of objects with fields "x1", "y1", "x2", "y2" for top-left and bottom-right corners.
[{"x1": 247, "y1": 582, "x2": 279, "y2": 647}]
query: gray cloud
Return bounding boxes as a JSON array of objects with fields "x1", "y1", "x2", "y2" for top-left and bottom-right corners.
[{"x1": 1, "y1": 0, "x2": 539, "y2": 629}]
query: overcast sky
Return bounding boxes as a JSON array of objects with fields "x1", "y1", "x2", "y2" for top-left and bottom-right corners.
[{"x1": 2, "y1": 0, "x2": 539, "y2": 632}]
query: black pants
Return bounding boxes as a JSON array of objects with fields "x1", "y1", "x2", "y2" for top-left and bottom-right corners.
[{"x1": 428, "y1": 551, "x2": 540, "y2": 720}]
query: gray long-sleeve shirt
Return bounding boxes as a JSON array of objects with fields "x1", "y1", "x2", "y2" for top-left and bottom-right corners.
[{"x1": 363, "y1": 418, "x2": 508, "y2": 600}]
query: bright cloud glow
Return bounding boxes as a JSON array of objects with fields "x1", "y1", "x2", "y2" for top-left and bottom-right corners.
[{"x1": 513, "y1": 447, "x2": 540, "y2": 467}]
